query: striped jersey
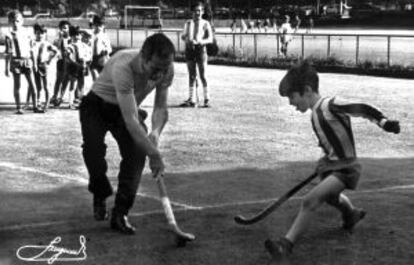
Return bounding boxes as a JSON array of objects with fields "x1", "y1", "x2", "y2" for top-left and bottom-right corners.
[
  {"x1": 4, "y1": 28, "x2": 33, "y2": 58},
  {"x1": 311, "y1": 97, "x2": 386, "y2": 161}
]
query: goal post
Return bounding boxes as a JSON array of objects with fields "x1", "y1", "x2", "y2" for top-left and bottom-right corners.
[{"x1": 123, "y1": 5, "x2": 162, "y2": 29}]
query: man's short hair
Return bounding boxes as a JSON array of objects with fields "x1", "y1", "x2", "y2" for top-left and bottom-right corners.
[
  {"x1": 69, "y1": 25, "x2": 81, "y2": 37},
  {"x1": 92, "y1": 15, "x2": 105, "y2": 26},
  {"x1": 141, "y1": 33, "x2": 175, "y2": 61},
  {"x1": 8, "y1": 10, "x2": 22, "y2": 22},
  {"x1": 33, "y1": 23, "x2": 47, "y2": 34},
  {"x1": 279, "y1": 61, "x2": 319, "y2": 97},
  {"x1": 58, "y1": 20, "x2": 71, "y2": 29}
]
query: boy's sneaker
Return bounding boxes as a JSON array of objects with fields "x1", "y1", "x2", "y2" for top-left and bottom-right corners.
[
  {"x1": 179, "y1": 99, "x2": 196, "y2": 108},
  {"x1": 15, "y1": 109, "x2": 24, "y2": 115},
  {"x1": 203, "y1": 99, "x2": 210, "y2": 108},
  {"x1": 264, "y1": 237, "x2": 293, "y2": 261},
  {"x1": 33, "y1": 107, "x2": 45, "y2": 113},
  {"x1": 342, "y1": 208, "x2": 366, "y2": 231}
]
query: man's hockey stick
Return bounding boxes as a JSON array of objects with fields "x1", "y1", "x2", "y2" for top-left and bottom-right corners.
[
  {"x1": 234, "y1": 172, "x2": 318, "y2": 225},
  {"x1": 155, "y1": 172, "x2": 196, "y2": 246}
]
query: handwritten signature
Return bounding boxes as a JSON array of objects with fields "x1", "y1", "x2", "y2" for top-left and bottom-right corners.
[{"x1": 16, "y1": 235, "x2": 87, "y2": 264}]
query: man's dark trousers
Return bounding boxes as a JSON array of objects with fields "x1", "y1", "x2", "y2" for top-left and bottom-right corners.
[{"x1": 79, "y1": 91, "x2": 147, "y2": 215}]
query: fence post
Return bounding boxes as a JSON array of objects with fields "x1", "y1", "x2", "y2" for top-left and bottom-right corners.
[
  {"x1": 301, "y1": 34, "x2": 304, "y2": 58},
  {"x1": 276, "y1": 34, "x2": 280, "y2": 56},
  {"x1": 233, "y1": 33, "x2": 236, "y2": 54},
  {"x1": 387, "y1": 36, "x2": 391, "y2": 67},
  {"x1": 240, "y1": 33, "x2": 243, "y2": 48},
  {"x1": 355, "y1": 35, "x2": 359, "y2": 64},
  {"x1": 117, "y1": 28, "x2": 119, "y2": 47},
  {"x1": 327, "y1": 35, "x2": 331, "y2": 57},
  {"x1": 254, "y1": 34, "x2": 258, "y2": 61},
  {"x1": 177, "y1": 31, "x2": 181, "y2": 52},
  {"x1": 130, "y1": 27, "x2": 133, "y2": 48}
]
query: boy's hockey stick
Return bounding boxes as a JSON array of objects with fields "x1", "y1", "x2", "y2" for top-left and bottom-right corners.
[
  {"x1": 155, "y1": 172, "x2": 196, "y2": 247},
  {"x1": 234, "y1": 172, "x2": 318, "y2": 225}
]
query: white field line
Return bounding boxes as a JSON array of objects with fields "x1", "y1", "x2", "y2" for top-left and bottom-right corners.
[
  {"x1": 0, "y1": 162, "x2": 199, "y2": 210},
  {"x1": 1, "y1": 161, "x2": 413, "y2": 231}
]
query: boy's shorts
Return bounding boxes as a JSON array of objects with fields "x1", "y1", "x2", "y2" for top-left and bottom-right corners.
[
  {"x1": 316, "y1": 157, "x2": 361, "y2": 190},
  {"x1": 10, "y1": 58, "x2": 32, "y2": 74},
  {"x1": 56, "y1": 59, "x2": 65, "y2": 72}
]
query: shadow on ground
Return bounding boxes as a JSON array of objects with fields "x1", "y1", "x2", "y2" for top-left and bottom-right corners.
[{"x1": 0, "y1": 157, "x2": 413, "y2": 265}]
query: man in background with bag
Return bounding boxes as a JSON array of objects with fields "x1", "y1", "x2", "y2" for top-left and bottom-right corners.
[{"x1": 179, "y1": 1, "x2": 213, "y2": 108}]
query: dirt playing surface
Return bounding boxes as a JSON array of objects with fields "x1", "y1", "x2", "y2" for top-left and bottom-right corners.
[{"x1": 0, "y1": 63, "x2": 413, "y2": 265}]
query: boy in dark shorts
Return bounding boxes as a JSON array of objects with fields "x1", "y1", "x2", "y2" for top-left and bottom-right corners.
[
  {"x1": 27, "y1": 23, "x2": 59, "y2": 111},
  {"x1": 4, "y1": 10, "x2": 42, "y2": 114},
  {"x1": 265, "y1": 61, "x2": 401, "y2": 263},
  {"x1": 50, "y1": 20, "x2": 71, "y2": 107}
]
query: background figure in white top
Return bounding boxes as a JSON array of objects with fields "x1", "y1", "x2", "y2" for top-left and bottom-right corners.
[
  {"x1": 90, "y1": 15, "x2": 112, "y2": 80},
  {"x1": 64, "y1": 26, "x2": 92, "y2": 109},
  {"x1": 179, "y1": 1, "x2": 213, "y2": 108},
  {"x1": 28, "y1": 23, "x2": 59, "y2": 112},
  {"x1": 279, "y1": 15, "x2": 294, "y2": 57}
]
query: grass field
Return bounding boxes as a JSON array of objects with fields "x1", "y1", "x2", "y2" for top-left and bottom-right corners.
[{"x1": 0, "y1": 62, "x2": 413, "y2": 265}]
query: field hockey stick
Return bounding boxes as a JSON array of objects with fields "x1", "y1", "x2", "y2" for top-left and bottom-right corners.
[
  {"x1": 154, "y1": 171, "x2": 196, "y2": 246},
  {"x1": 234, "y1": 172, "x2": 318, "y2": 225}
]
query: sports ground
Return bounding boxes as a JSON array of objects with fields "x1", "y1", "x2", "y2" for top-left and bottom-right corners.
[{"x1": 0, "y1": 58, "x2": 413, "y2": 265}]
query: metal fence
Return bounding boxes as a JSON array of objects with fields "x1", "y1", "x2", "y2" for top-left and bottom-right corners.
[{"x1": 1, "y1": 26, "x2": 414, "y2": 67}]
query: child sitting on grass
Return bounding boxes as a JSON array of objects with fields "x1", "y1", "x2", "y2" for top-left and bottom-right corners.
[{"x1": 265, "y1": 61, "x2": 401, "y2": 263}]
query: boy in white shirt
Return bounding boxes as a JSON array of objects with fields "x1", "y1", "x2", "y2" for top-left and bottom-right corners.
[
  {"x1": 90, "y1": 16, "x2": 112, "y2": 80},
  {"x1": 27, "y1": 23, "x2": 59, "y2": 112}
]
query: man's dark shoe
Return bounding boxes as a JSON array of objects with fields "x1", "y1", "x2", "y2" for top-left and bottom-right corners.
[
  {"x1": 110, "y1": 210, "x2": 136, "y2": 235},
  {"x1": 179, "y1": 99, "x2": 196, "y2": 108},
  {"x1": 264, "y1": 237, "x2": 293, "y2": 261},
  {"x1": 342, "y1": 208, "x2": 366, "y2": 232},
  {"x1": 93, "y1": 197, "x2": 108, "y2": 221}
]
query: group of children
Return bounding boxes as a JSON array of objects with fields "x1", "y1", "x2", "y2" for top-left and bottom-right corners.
[{"x1": 4, "y1": 10, "x2": 112, "y2": 114}]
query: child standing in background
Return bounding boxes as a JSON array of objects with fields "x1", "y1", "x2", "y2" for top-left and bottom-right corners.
[
  {"x1": 64, "y1": 26, "x2": 92, "y2": 109},
  {"x1": 26, "y1": 23, "x2": 59, "y2": 112},
  {"x1": 4, "y1": 10, "x2": 42, "y2": 114},
  {"x1": 50, "y1": 20, "x2": 71, "y2": 107},
  {"x1": 90, "y1": 15, "x2": 112, "y2": 80}
]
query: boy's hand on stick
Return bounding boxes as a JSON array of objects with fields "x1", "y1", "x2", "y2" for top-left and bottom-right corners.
[{"x1": 382, "y1": 119, "x2": 400, "y2": 134}]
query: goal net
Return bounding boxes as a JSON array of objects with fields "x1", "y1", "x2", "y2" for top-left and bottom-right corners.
[{"x1": 123, "y1": 5, "x2": 162, "y2": 29}]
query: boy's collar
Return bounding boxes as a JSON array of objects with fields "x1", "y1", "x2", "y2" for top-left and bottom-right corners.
[{"x1": 311, "y1": 96, "x2": 324, "y2": 111}]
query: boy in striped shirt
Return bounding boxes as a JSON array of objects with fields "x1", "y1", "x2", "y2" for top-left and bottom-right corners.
[
  {"x1": 265, "y1": 61, "x2": 400, "y2": 262},
  {"x1": 4, "y1": 10, "x2": 42, "y2": 114}
]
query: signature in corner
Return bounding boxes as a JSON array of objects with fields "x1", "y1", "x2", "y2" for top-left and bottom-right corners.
[{"x1": 16, "y1": 235, "x2": 87, "y2": 264}]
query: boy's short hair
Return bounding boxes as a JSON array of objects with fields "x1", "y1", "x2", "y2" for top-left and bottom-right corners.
[
  {"x1": 80, "y1": 30, "x2": 92, "y2": 39},
  {"x1": 58, "y1": 20, "x2": 71, "y2": 29},
  {"x1": 92, "y1": 15, "x2": 105, "y2": 26},
  {"x1": 192, "y1": 2, "x2": 204, "y2": 10},
  {"x1": 33, "y1": 23, "x2": 47, "y2": 34},
  {"x1": 279, "y1": 61, "x2": 319, "y2": 97},
  {"x1": 69, "y1": 26, "x2": 81, "y2": 37},
  {"x1": 8, "y1": 10, "x2": 22, "y2": 22},
  {"x1": 141, "y1": 33, "x2": 175, "y2": 61}
]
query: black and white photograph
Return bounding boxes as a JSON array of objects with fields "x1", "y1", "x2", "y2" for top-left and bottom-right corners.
[{"x1": 0, "y1": 0, "x2": 413, "y2": 264}]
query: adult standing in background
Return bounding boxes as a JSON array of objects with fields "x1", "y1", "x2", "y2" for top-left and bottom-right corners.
[{"x1": 179, "y1": 1, "x2": 213, "y2": 108}]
